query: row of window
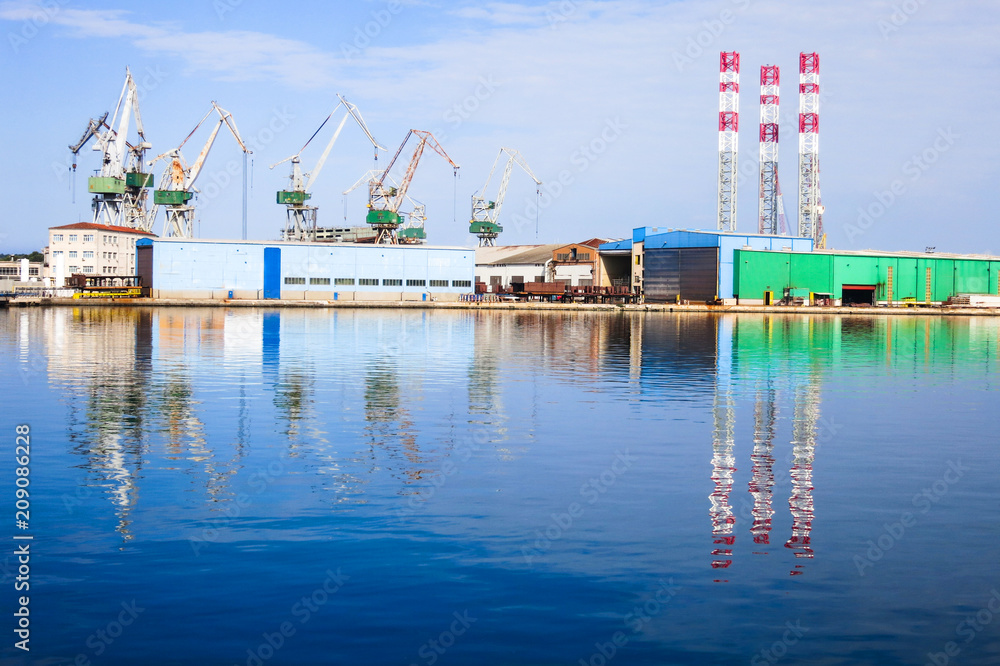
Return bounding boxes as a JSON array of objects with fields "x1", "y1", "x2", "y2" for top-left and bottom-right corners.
[
  {"x1": 0, "y1": 267, "x2": 40, "y2": 276},
  {"x1": 283, "y1": 277, "x2": 472, "y2": 288},
  {"x1": 51, "y1": 234, "x2": 120, "y2": 244},
  {"x1": 61, "y1": 266, "x2": 120, "y2": 275}
]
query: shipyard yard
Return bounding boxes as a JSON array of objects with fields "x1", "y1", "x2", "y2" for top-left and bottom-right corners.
[{"x1": 2, "y1": 1, "x2": 1000, "y2": 665}]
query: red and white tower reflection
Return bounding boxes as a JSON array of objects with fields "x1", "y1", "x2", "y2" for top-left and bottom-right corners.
[
  {"x1": 710, "y1": 318, "x2": 737, "y2": 572},
  {"x1": 749, "y1": 387, "x2": 778, "y2": 548},
  {"x1": 785, "y1": 379, "x2": 820, "y2": 571}
]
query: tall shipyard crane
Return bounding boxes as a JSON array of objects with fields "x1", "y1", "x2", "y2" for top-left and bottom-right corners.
[
  {"x1": 69, "y1": 68, "x2": 154, "y2": 231},
  {"x1": 470, "y1": 147, "x2": 542, "y2": 246},
  {"x1": 344, "y1": 169, "x2": 428, "y2": 243},
  {"x1": 146, "y1": 102, "x2": 249, "y2": 238},
  {"x1": 367, "y1": 130, "x2": 459, "y2": 245},
  {"x1": 271, "y1": 94, "x2": 384, "y2": 242}
]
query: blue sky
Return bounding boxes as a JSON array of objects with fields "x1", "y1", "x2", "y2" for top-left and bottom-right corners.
[{"x1": 1, "y1": 0, "x2": 997, "y2": 254}]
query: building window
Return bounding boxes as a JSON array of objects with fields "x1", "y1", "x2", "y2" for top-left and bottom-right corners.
[
  {"x1": 578, "y1": 252, "x2": 591, "y2": 261},
  {"x1": 309, "y1": 277, "x2": 331, "y2": 285},
  {"x1": 68, "y1": 251, "x2": 77, "y2": 258},
  {"x1": 512, "y1": 275, "x2": 524, "y2": 283},
  {"x1": 83, "y1": 234, "x2": 94, "y2": 242},
  {"x1": 52, "y1": 251, "x2": 63, "y2": 257},
  {"x1": 382, "y1": 278, "x2": 402, "y2": 286},
  {"x1": 490, "y1": 276, "x2": 502, "y2": 286},
  {"x1": 452, "y1": 280, "x2": 472, "y2": 288},
  {"x1": 29, "y1": 268, "x2": 39, "y2": 276},
  {"x1": 52, "y1": 234, "x2": 64, "y2": 242},
  {"x1": 406, "y1": 279, "x2": 426, "y2": 287},
  {"x1": 429, "y1": 279, "x2": 449, "y2": 287},
  {"x1": 359, "y1": 278, "x2": 379, "y2": 286},
  {"x1": 83, "y1": 251, "x2": 94, "y2": 259},
  {"x1": 68, "y1": 266, "x2": 79, "y2": 273},
  {"x1": 334, "y1": 278, "x2": 355, "y2": 286},
  {"x1": 69, "y1": 234, "x2": 78, "y2": 242},
  {"x1": 82, "y1": 266, "x2": 94, "y2": 274},
  {"x1": 284, "y1": 277, "x2": 305, "y2": 285},
  {"x1": 556, "y1": 253, "x2": 569, "y2": 261}
]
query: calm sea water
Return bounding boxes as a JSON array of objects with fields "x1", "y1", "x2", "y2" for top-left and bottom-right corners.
[{"x1": 1, "y1": 307, "x2": 999, "y2": 665}]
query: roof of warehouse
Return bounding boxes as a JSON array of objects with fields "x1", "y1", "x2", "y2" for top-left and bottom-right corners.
[
  {"x1": 655, "y1": 228, "x2": 805, "y2": 239},
  {"x1": 50, "y1": 222, "x2": 156, "y2": 235},
  {"x1": 476, "y1": 244, "x2": 564, "y2": 265},
  {"x1": 745, "y1": 247, "x2": 1000, "y2": 261},
  {"x1": 599, "y1": 239, "x2": 632, "y2": 252},
  {"x1": 139, "y1": 237, "x2": 470, "y2": 250}
]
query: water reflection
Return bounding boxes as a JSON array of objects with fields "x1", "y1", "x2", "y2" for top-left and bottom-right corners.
[
  {"x1": 4, "y1": 308, "x2": 998, "y2": 563},
  {"x1": 749, "y1": 385, "x2": 777, "y2": 550}
]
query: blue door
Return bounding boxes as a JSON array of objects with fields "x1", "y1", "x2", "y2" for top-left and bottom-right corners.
[{"x1": 263, "y1": 247, "x2": 281, "y2": 299}]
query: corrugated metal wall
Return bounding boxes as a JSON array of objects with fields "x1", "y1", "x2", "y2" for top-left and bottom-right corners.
[
  {"x1": 734, "y1": 250, "x2": 1000, "y2": 302},
  {"x1": 645, "y1": 247, "x2": 719, "y2": 302}
]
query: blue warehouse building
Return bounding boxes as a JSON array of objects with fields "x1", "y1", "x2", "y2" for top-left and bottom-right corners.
[
  {"x1": 137, "y1": 238, "x2": 475, "y2": 301},
  {"x1": 599, "y1": 228, "x2": 814, "y2": 303}
]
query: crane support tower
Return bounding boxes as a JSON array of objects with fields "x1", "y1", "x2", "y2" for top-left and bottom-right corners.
[
  {"x1": 797, "y1": 52, "x2": 824, "y2": 246},
  {"x1": 271, "y1": 95, "x2": 384, "y2": 242},
  {"x1": 367, "y1": 130, "x2": 459, "y2": 245},
  {"x1": 69, "y1": 68, "x2": 155, "y2": 232},
  {"x1": 147, "y1": 102, "x2": 250, "y2": 238},
  {"x1": 717, "y1": 51, "x2": 740, "y2": 232},
  {"x1": 758, "y1": 65, "x2": 783, "y2": 235},
  {"x1": 470, "y1": 148, "x2": 542, "y2": 246}
]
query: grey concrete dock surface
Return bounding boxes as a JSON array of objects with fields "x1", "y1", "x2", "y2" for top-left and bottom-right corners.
[{"x1": 5, "y1": 297, "x2": 1000, "y2": 316}]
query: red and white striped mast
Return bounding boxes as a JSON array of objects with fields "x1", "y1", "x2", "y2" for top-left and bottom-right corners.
[
  {"x1": 717, "y1": 51, "x2": 740, "y2": 232},
  {"x1": 797, "y1": 52, "x2": 823, "y2": 245},
  {"x1": 758, "y1": 65, "x2": 781, "y2": 235}
]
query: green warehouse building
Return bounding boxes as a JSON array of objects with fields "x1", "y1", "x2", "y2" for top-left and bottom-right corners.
[{"x1": 733, "y1": 249, "x2": 1000, "y2": 306}]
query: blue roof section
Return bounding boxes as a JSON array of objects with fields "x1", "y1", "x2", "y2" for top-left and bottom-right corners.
[
  {"x1": 644, "y1": 229, "x2": 812, "y2": 250},
  {"x1": 599, "y1": 239, "x2": 632, "y2": 252},
  {"x1": 632, "y1": 227, "x2": 663, "y2": 243}
]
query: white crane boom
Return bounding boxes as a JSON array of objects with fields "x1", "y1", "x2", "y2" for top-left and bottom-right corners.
[
  {"x1": 146, "y1": 102, "x2": 250, "y2": 238},
  {"x1": 271, "y1": 95, "x2": 384, "y2": 242},
  {"x1": 470, "y1": 147, "x2": 541, "y2": 246}
]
